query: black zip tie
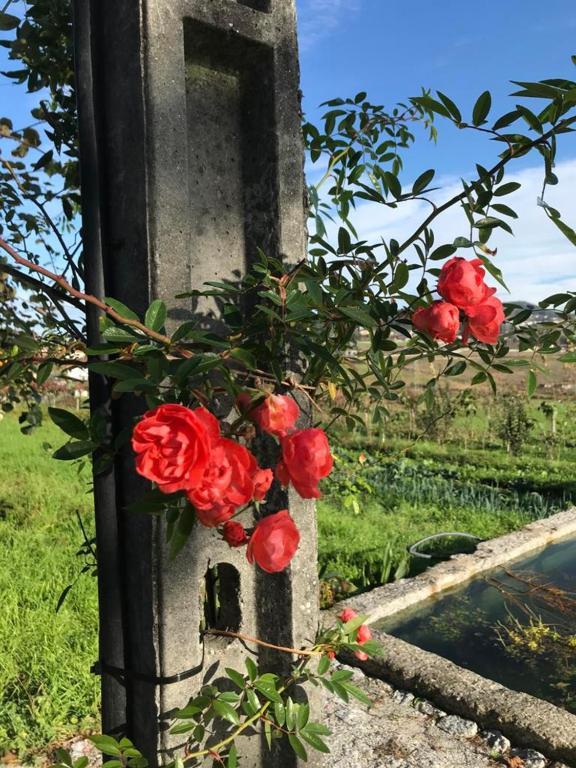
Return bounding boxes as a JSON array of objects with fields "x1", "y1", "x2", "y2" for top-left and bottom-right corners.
[{"x1": 91, "y1": 658, "x2": 204, "y2": 686}]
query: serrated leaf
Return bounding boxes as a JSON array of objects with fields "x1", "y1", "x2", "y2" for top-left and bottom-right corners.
[
  {"x1": 317, "y1": 655, "x2": 330, "y2": 675},
  {"x1": 226, "y1": 744, "x2": 238, "y2": 768}
]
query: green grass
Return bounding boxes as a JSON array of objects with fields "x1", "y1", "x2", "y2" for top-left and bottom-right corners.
[
  {"x1": 319, "y1": 440, "x2": 576, "y2": 589},
  {"x1": 0, "y1": 416, "x2": 99, "y2": 757}
]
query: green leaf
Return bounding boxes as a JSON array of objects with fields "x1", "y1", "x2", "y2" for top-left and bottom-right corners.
[
  {"x1": 0, "y1": 13, "x2": 19, "y2": 30},
  {"x1": 527, "y1": 370, "x2": 537, "y2": 397},
  {"x1": 245, "y1": 657, "x2": 258, "y2": 682},
  {"x1": 339, "y1": 306, "x2": 376, "y2": 327},
  {"x1": 412, "y1": 168, "x2": 435, "y2": 195},
  {"x1": 89, "y1": 361, "x2": 143, "y2": 380},
  {"x1": 145, "y1": 300, "x2": 167, "y2": 332},
  {"x1": 437, "y1": 91, "x2": 462, "y2": 123},
  {"x1": 288, "y1": 734, "x2": 308, "y2": 762},
  {"x1": 90, "y1": 736, "x2": 122, "y2": 757},
  {"x1": 169, "y1": 506, "x2": 196, "y2": 559},
  {"x1": 559, "y1": 352, "x2": 576, "y2": 363},
  {"x1": 343, "y1": 682, "x2": 372, "y2": 706},
  {"x1": 52, "y1": 441, "x2": 96, "y2": 461},
  {"x1": 300, "y1": 731, "x2": 330, "y2": 754},
  {"x1": 546, "y1": 211, "x2": 576, "y2": 247},
  {"x1": 472, "y1": 91, "x2": 492, "y2": 126},
  {"x1": 213, "y1": 700, "x2": 240, "y2": 725},
  {"x1": 274, "y1": 700, "x2": 286, "y2": 727},
  {"x1": 494, "y1": 182, "x2": 521, "y2": 197},
  {"x1": 37, "y1": 362, "x2": 53, "y2": 385},
  {"x1": 342, "y1": 614, "x2": 369, "y2": 634},
  {"x1": 317, "y1": 655, "x2": 330, "y2": 675},
  {"x1": 225, "y1": 668, "x2": 246, "y2": 690},
  {"x1": 226, "y1": 745, "x2": 238, "y2": 768},
  {"x1": 429, "y1": 244, "x2": 456, "y2": 261},
  {"x1": 104, "y1": 298, "x2": 140, "y2": 321},
  {"x1": 48, "y1": 408, "x2": 89, "y2": 440},
  {"x1": 445, "y1": 361, "x2": 467, "y2": 376}
]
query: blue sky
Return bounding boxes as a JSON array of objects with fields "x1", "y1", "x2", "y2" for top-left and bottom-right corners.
[
  {"x1": 1, "y1": 1, "x2": 576, "y2": 302},
  {"x1": 296, "y1": 0, "x2": 576, "y2": 302}
]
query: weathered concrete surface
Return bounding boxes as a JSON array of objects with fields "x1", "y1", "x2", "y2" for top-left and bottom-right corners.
[
  {"x1": 324, "y1": 667, "x2": 509, "y2": 768},
  {"x1": 351, "y1": 634, "x2": 576, "y2": 766},
  {"x1": 335, "y1": 508, "x2": 576, "y2": 624},
  {"x1": 74, "y1": 0, "x2": 313, "y2": 766}
]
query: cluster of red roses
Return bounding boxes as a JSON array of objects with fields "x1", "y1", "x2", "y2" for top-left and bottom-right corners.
[
  {"x1": 131, "y1": 394, "x2": 333, "y2": 573},
  {"x1": 412, "y1": 256, "x2": 505, "y2": 345}
]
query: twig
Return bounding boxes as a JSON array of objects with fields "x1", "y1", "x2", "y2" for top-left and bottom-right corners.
[
  {"x1": 396, "y1": 115, "x2": 576, "y2": 256},
  {"x1": 202, "y1": 629, "x2": 322, "y2": 657},
  {"x1": 0, "y1": 235, "x2": 173, "y2": 346}
]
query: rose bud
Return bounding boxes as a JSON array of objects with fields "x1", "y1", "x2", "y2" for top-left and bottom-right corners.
[
  {"x1": 246, "y1": 510, "x2": 300, "y2": 573},
  {"x1": 132, "y1": 404, "x2": 212, "y2": 494},
  {"x1": 412, "y1": 301, "x2": 460, "y2": 343},
  {"x1": 222, "y1": 521, "x2": 249, "y2": 548},
  {"x1": 276, "y1": 428, "x2": 333, "y2": 499},
  {"x1": 437, "y1": 256, "x2": 496, "y2": 310}
]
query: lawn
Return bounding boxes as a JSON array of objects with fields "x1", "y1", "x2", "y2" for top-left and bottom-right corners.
[
  {"x1": 1, "y1": 395, "x2": 576, "y2": 757},
  {"x1": 0, "y1": 416, "x2": 99, "y2": 758}
]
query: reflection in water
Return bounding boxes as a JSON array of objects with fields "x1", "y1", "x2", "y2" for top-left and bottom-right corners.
[{"x1": 378, "y1": 536, "x2": 576, "y2": 713}]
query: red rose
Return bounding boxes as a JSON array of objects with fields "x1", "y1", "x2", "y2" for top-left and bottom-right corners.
[
  {"x1": 222, "y1": 521, "x2": 249, "y2": 548},
  {"x1": 253, "y1": 468, "x2": 273, "y2": 502},
  {"x1": 338, "y1": 608, "x2": 357, "y2": 623},
  {"x1": 437, "y1": 257, "x2": 495, "y2": 310},
  {"x1": 246, "y1": 510, "x2": 300, "y2": 573},
  {"x1": 132, "y1": 404, "x2": 212, "y2": 494},
  {"x1": 251, "y1": 394, "x2": 300, "y2": 437},
  {"x1": 464, "y1": 295, "x2": 505, "y2": 344},
  {"x1": 412, "y1": 301, "x2": 460, "y2": 343},
  {"x1": 276, "y1": 428, "x2": 333, "y2": 499},
  {"x1": 187, "y1": 438, "x2": 258, "y2": 527}
]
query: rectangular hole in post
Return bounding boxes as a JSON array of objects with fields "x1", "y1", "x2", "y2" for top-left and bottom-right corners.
[
  {"x1": 237, "y1": 0, "x2": 271, "y2": 12},
  {"x1": 183, "y1": 18, "x2": 279, "y2": 291}
]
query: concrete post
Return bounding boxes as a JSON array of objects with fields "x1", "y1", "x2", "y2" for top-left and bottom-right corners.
[{"x1": 73, "y1": 1, "x2": 317, "y2": 766}]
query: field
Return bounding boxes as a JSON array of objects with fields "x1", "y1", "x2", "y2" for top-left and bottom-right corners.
[{"x1": 2, "y1": 386, "x2": 576, "y2": 757}]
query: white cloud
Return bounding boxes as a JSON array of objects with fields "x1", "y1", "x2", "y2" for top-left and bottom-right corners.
[
  {"x1": 297, "y1": 0, "x2": 360, "y2": 52},
  {"x1": 324, "y1": 158, "x2": 576, "y2": 304}
]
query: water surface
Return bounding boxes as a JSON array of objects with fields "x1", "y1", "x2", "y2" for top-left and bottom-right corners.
[{"x1": 378, "y1": 536, "x2": 576, "y2": 712}]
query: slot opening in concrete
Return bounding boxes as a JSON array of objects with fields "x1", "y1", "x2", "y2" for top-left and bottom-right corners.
[
  {"x1": 204, "y1": 563, "x2": 241, "y2": 632},
  {"x1": 237, "y1": 0, "x2": 271, "y2": 12}
]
